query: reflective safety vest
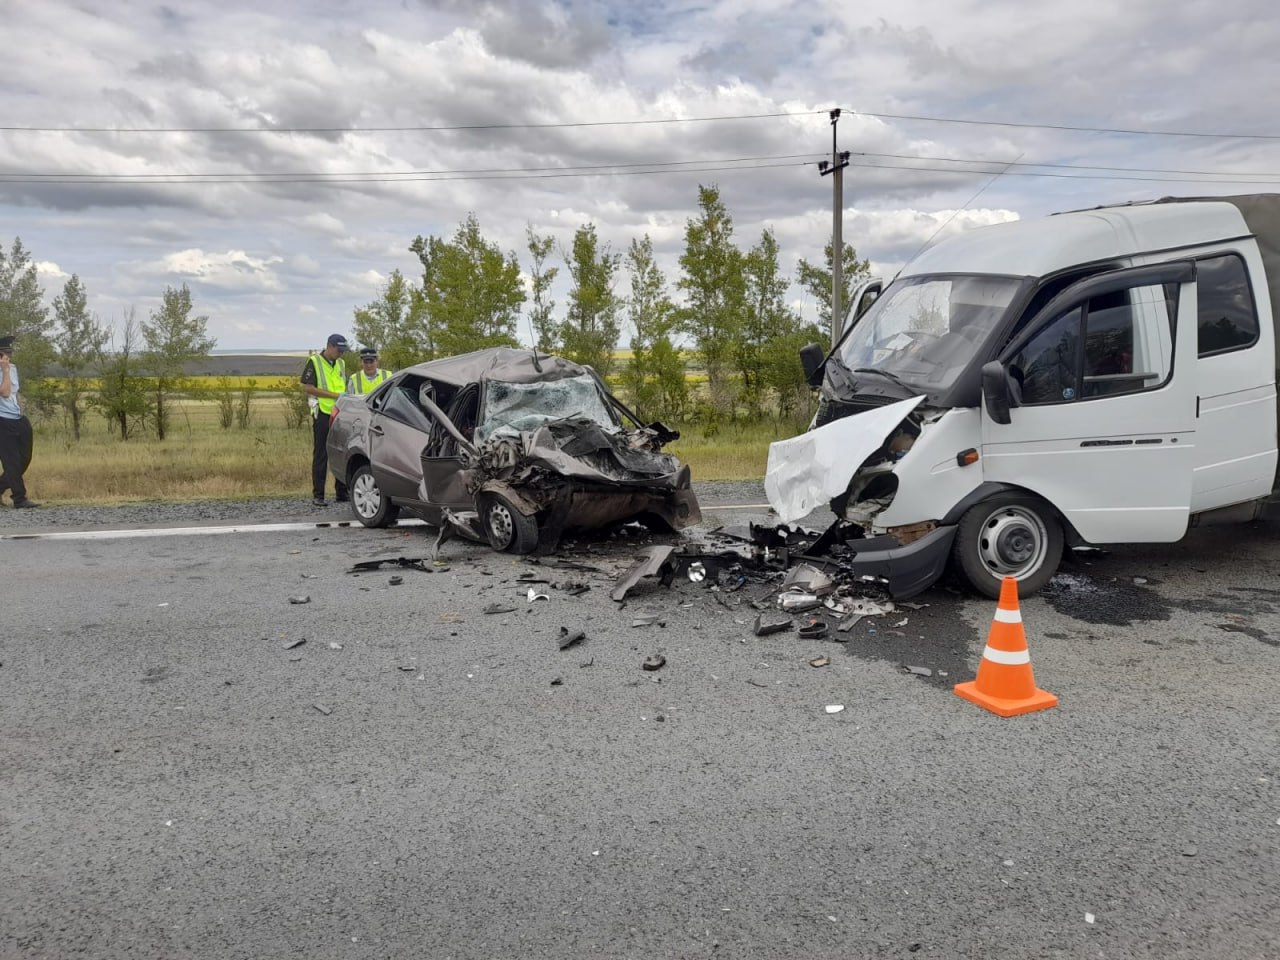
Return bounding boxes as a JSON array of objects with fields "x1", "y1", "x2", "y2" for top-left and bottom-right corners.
[
  {"x1": 348, "y1": 368, "x2": 390, "y2": 395},
  {"x1": 310, "y1": 353, "x2": 347, "y2": 416}
]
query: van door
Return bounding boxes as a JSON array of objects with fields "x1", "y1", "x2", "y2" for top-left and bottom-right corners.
[
  {"x1": 840, "y1": 277, "x2": 883, "y2": 338},
  {"x1": 981, "y1": 262, "x2": 1199, "y2": 544}
]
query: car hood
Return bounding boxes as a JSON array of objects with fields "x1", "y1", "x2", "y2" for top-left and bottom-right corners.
[{"x1": 471, "y1": 418, "x2": 688, "y2": 487}]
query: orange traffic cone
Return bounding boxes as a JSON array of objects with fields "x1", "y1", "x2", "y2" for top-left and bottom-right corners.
[{"x1": 954, "y1": 576, "x2": 1058, "y2": 717}]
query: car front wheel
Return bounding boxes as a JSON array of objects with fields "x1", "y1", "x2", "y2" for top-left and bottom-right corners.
[
  {"x1": 952, "y1": 495, "x2": 1063, "y2": 599},
  {"x1": 350, "y1": 464, "x2": 400, "y2": 528},
  {"x1": 480, "y1": 492, "x2": 539, "y2": 554}
]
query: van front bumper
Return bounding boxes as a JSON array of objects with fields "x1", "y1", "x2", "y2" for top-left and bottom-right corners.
[{"x1": 838, "y1": 525, "x2": 957, "y2": 599}]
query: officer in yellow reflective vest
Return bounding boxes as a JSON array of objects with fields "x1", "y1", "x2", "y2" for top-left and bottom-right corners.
[
  {"x1": 300, "y1": 333, "x2": 350, "y2": 507},
  {"x1": 347, "y1": 347, "x2": 391, "y2": 395}
]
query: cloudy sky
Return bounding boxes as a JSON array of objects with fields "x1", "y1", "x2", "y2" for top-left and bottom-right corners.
[{"x1": 2, "y1": 0, "x2": 1278, "y2": 350}]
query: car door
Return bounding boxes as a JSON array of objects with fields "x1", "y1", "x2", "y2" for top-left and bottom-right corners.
[
  {"x1": 981, "y1": 262, "x2": 1199, "y2": 544},
  {"x1": 367, "y1": 375, "x2": 433, "y2": 504},
  {"x1": 419, "y1": 383, "x2": 478, "y2": 510}
]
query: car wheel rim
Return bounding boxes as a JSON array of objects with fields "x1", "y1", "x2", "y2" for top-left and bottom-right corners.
[
  {"x1": 353, "y1": 472, "x2": 381, "y2": 520},
  {"x1": 977, "y1": 506, "x2": 1047, "y2": 579},
  {"x1": 488, "y1": 502, "x2": 515, "y2": 548}
]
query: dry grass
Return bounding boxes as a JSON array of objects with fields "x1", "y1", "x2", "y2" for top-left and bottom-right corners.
[{"x1": 23, "y1": 398, "x2": 804, "y2": 504}]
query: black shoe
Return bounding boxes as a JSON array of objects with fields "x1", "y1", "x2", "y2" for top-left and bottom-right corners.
[
  {"x1": 12, "y1": 498, "x2": 39, "y2": 509},
  {"x1": 312, "y1": 498, "x2": 327, "y2": 508}
]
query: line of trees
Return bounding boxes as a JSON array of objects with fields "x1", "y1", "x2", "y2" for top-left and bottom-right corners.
[
  {"x1": 0, "y1": 238, "x2": 216, "y2": 441},
  {"x1": 354, "y1": 183, "x2": 872, "y2": 427}
]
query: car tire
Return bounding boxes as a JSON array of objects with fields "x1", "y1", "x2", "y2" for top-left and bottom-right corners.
[
  {"x1": 350, "y1": 464, "x2": 400, "y2": 528},
  {"x1": 952, "y1": 495, "x2": 1063, "y2": 599},
  {"x1": 480, "y1": 492, "x2": 539, "y2": 554}
]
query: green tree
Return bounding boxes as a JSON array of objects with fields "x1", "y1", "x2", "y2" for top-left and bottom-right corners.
[
  {"x1": 410, "y1": 214, "x2": 525, "y2": 357},
  {"x1": 737, "y1": 228, "x2": 797, "y2": 417},
  {"x1": 559, "y1": 223, "x2": 621, "y2": 374},
  {"x1": 95, "y1": 309, "x2": 150, "y2": 440},
  {"x1": 526, "y1": 226, "x2": 559, "y2": 353},
  {"x1": 677, "y1": 185, "x2": 745, "y2": 416},
  {"x1": 142, "y1": 284, "x2": 215, "y2": 440},
  {"x1": 352, "y1": 269, "x2": 427, "y2": 369},
  {"x1": 622, "y1": 235, "x2": 686, "y2": 421},
  {"x1": 52, "y1": 274, "x2": 109, "y2": 440},
  {"x1": 796, "y1": 240, "x2": 872, "y2": 338},
  {"x1": 0, "y1": 237, "x2": 56, "y2": 411}
]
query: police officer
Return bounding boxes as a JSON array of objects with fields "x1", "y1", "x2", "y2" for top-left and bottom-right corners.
[
  {"x1": 300, "y1": 334, "x2": 350, "y2": 507},
  {"x1": 346, "y1": 347, "x2": 390, "y2": 395},
  {"x1": 0, "y1": 335, "x2": 37, "y2": 508}
]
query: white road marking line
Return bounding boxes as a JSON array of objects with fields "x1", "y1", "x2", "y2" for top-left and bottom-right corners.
[{"x1": 0, "y1": 519, "x2": 428, "y2": 541}]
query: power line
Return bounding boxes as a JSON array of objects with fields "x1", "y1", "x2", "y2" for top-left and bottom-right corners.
[
  {"x1": 0, "y1": 110, "x2": 824, "y2": 134},
  {"x1": 848, "y1": 108, "x2": 1280, "y2": 141},
  {"x1": 852, "y1": 151, "x2": 1280, "y2": 180},
  {"x1": 0, "y1": 153, "x2": 823, "y2": 181},
  {"x1": 845, "y1": 157, "x2": 1280, "y2": 186}
]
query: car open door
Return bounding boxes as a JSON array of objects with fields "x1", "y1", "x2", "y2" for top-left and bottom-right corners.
[
  {"x1": 366, "y1": 376, "x2": 432, "y2": 505},
  {"x1": 980, "y1": 261, "x2": 1199, "y2": 544}
]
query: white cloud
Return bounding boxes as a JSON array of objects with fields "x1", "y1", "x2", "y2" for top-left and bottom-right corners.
[
  {"x1": 138, "y1": 249, "x2": 286, "y2": 292},
  {"x1": 35, "y1": 261, "x2": 69, "y2": 280}
]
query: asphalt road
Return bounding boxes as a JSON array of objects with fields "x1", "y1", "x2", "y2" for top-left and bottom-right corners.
[{"x1": 2, "y1": 485, "x2": 1279, "y2": 959}]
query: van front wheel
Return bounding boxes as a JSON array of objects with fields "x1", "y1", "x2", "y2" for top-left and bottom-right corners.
[{"x1": 953, "y1": 496, "x2": 1063, "y2": 599}]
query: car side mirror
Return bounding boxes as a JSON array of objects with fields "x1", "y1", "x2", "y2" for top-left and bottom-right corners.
[
  {"x1": 800, "y1": 343, "x2": 826, "y2": 388},
  {"x1": 981, "y1": 361, "x2": 1013, "y2": 425}
]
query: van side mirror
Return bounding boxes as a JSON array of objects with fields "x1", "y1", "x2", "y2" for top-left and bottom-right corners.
[
  {"x1": 800, "y1": 343, "x2": 826, "y2": 387},
  {"x1": 981, "y1": 361, "x2": 1013, "y2": 425}
]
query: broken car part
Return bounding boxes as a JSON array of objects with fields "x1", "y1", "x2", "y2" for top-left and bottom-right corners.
[
  {"x1": 557, "y1": 627, "x2": 586, "y2": 650},
  {"x1": 778, "y1": 592, "x2": 821, "y2": 612},
  {"x1": 610, "y1": 545, "x2": 679, "y2": 601},
  {"x1": 782, "y1": 563, "x2": 836, "y2": 597},
  {"x1": 753, "y1": 612, "x2": 793, "y2": 637},
  {"x1": 641, "y1": 654, "x2": 667, "y2": 671}
]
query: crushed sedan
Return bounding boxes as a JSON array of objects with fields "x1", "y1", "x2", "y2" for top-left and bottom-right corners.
[{"x1": 325, "y1": 347, "x2": 702, "y2": 553}]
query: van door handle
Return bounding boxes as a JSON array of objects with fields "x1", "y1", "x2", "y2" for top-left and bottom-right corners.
[
  {"x1": 370, "y1": 424, "x2": 385, "y2": 436},
  {"x1": 1195, "y1": 396, "x2": 1200, "y2": 418}
]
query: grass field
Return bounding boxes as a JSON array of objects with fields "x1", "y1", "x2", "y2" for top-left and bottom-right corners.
[{"x1": 22, "y1": 398, "x2": 802, "y2": 505}]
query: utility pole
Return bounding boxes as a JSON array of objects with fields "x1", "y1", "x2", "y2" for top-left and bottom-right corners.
[{"x1": 817, "y1": 108, "x2": 850, "y2": 347}]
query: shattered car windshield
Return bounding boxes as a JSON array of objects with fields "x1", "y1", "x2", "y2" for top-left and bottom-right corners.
[
  {"x1": 837, "y1": 275, "x2": 1020, "y2": 391},
  {"x1": 476, "y1": 374, "x2": 620, "y2": 442}
]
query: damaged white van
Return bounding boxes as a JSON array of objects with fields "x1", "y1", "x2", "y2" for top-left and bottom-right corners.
[{"x1": 767, "y1": 194, "x2": 1280, "y2": 598}]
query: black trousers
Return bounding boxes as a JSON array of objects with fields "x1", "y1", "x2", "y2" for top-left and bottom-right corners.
[
  {"x1": 0, "y1": 415, "x2": 33, "y2": 502},
  {"x1": 311, "y1": 413, "x2": 348, "y2": 500}
]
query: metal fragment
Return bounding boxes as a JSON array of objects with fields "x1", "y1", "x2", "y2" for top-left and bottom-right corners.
[
  {"x1": 288, "y1": 595, "x2": 311, "y2": 605},
  {"x1": 312, "y1": 704, "x2": 332, "y2": 716},
  {"x1": 284, "y1": 638, "x2": 307, "y2": 650},
  {"x1": 641, "y1": 654, "x2": 667, "y2": 671},
  {"x1": 558, "y1": 627, "x2": 586, "y2": 651},
  {"x1": 753, "y1": 612, "x2": 793, "y2": 636},
  {"x1": 904, "y1": 665, "x2": 933, "y2": 677},
  {"x1": 809, "y1": 656, "x2": 831, "y2": 668}
]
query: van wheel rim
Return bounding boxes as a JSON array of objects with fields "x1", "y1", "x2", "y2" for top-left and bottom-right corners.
[
  {"x1": 352, "y1": 472, "x2": 381, "y2": 520},
  {"x1": 978, "y1": 506, "x2": 1047, "y2": 578},
  {"x1": 488, "y1": 502, "x2": 515, "y2": 548}
]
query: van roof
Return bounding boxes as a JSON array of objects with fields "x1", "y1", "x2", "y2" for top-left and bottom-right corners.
[{"x1": 900, "y1": 193, "x2": 1278, "y2": 283}]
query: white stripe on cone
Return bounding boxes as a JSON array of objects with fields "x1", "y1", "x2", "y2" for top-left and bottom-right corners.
[
  {"x1": 993, "y1": 608, "x2": 1022, "y2": 624},
  {"x1": 982, "y1": 645, "x2": 1031, "y2": 665}
]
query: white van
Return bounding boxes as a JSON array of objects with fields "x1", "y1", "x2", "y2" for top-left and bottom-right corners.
[{"x1": 767, "y1": 194, "x2": 1280, "y2": 598}]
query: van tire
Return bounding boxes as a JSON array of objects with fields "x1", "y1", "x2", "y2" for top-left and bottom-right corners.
[
  {"x1": 952, "y1": 495, "x2": 1063, "y2": 599},
  {"x1": 350, "y1": 464, "x2": 401, "y2": 528},
  {"x1": 481, "y1": 492, "x2": 539, "y2": 554}
]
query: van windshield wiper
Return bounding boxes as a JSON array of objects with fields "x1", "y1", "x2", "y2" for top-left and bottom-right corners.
[{"x1": 852, "y1": 367, "x2": 912, "y2": 390}]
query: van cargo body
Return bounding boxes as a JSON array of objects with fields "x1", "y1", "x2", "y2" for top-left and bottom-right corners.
[{"x1": 768, "y1": 194, "x2": 1280, "y2": 598}]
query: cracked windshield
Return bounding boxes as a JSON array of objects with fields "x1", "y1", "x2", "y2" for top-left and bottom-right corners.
[
  {"x1": 838, "y1": 275, "x2": 1021, "y2": 391},
  {"x1": 476, "y1": 374, "x2": 619, "y2": 442}
]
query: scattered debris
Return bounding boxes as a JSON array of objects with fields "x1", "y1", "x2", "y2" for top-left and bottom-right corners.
[
  {"x1": 641, "y1": 654, "x2": 667, "y2": 671},
  {"x1": 779, "y1": 592, "x2": 821, "y2": 612},
  {"x1": 328, "y1": 642, "x2": 343, "y2": 650},
  {"x1": 825, "y1": 704, "x2": 844, "y2": 714},
  {"x1": 517, "y1": 573, "x2": 549, "y2": 583},
  {"x1": 348, "y1": 556, "x2": 432, "y2": 574},
  {"x1": 579, "y1": 658, "x2": 594, "y2": 668},
  {"x1": 753, "y1": 612, "x2": 793, "y2": 636},
  {"x1": 558, "y1": 627, "x2": 586, "y2": 651},
  {"x1": 798, "y1": 619, "x2": 830, "y2": 639},
  {"x1": 527, "y1": 587, "x2": 550, "y2": 602},
  {"x1": 610, "y1": 545, "x2": 679, "y2": 601},
  {"x1": 687, "y1": 561, "x2": 707, "y2": 583},
  {"x1": 782, "y1": 563, "x2": 836, "y2": 596},
  {"x1": 892, "y1": 618, "x2": 909, "y2": 628},
  {"x1": 398, "y1": 666, "x2": 416, "y2": 672},
  {"x1": 550, "y1": 677, "x2": 564, "y2": 686},
  {"x1": 899, "y1": 601, "x2": 928, "y2": 610},
  {"x1": 837, "y1": 614, "x2": 864, "y2": 633},
  {"x1": 288, "y1": 596, "x2": 311, "y2": 605},
  {"x1": 484, "y1": 603, "x2": 517, "y2": 615},
  {"x1": 389, "y1": 575, "x2": 403, "y2": 586},
  {"x1": 1182, "y1": 845, "x2": 1198, "y2": 857},
  {"x1": 557, "y1": 581, "x2": 591, "y2": 596},
  {"x1": 140, "y1": 666, "x2": 171, "y2": 683},
  {"x1": 312, "y1": 704, "x2": 333, "y2": 716},
  {"x1": 1085, "y1": 913, "x2": 1095, "y2": 925},
  {"x1": 284, "y1": 638, "x2": 307, "y2": 650},
  {"x1": 809, "y1": 656, "x2": 831, "y2": 668},
  {"x1": 631, "y1": 614, "x2": 667, "y2": 628},
  {"x1": 904, "y1": 665, "x2": 933, "y2": 677}
]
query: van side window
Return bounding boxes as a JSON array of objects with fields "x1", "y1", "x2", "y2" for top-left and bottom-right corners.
[
  {"x1": 1011, "y1": 283, "x2": 1175, "y2": 405},
  {"x1": 1196, "y1": 254, "x2": 1258, "y2": 356}
]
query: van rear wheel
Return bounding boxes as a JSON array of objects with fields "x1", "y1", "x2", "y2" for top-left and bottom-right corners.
[{"x1": 953, "y1": 496, "x2": 1063, "y2": 599}]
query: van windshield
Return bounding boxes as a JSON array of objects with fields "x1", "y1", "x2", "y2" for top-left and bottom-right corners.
[{"x1": 837, "y1": 275, "x2": 1021, "y2": 391}]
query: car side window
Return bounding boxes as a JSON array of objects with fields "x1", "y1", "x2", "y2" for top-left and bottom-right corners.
[
  {"x1": 1196, "y1": 254, "x2": 1258, "y2": 356},
  {"x1": 379, "y1": 378, "x2": 433, "y2": 432},
  {"x1": 1011, "y1": 283, "x2": 1175, "y2": 405}
]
